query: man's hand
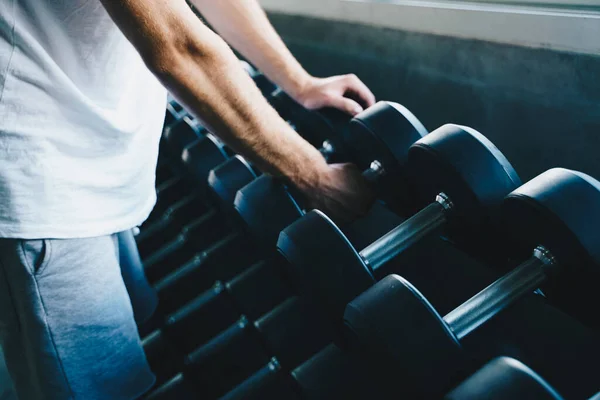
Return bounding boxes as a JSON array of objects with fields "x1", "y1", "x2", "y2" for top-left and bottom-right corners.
[
  {"x1": 297, "y1": 163, "x2": 375, "y2": 223},
  {"x1": 292, "y1": 74, "x2": 376, "y2": 116}
]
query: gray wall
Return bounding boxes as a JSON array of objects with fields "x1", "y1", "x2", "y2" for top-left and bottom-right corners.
[{"x1": 269, "y1": 13, "x2": 600, "y2": 182}]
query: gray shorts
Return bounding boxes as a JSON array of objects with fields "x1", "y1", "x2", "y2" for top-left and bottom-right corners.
[{"x1": 0, "y1": 235, "x2": 155, "y2": 400}]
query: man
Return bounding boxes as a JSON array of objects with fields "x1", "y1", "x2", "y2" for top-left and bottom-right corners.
[{"x1": 0, "y1": 0, "x2": 376, "y2": 398}]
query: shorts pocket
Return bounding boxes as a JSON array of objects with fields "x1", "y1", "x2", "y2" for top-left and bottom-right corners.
[{"x1": 19, "y1": 239, "x2": 52, "y2": 276}]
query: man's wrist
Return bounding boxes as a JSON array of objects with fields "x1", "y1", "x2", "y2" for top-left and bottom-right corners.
[{"x1": 283, "y1": 72, "x2": 315, "y2": 105}]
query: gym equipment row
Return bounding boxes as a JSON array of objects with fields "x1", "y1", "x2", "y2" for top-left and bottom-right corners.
[{"x1": 130, "y1": 63, "x2": 599, "y2": 399}]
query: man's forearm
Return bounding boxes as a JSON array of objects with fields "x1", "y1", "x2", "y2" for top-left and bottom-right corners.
[
  {"x1": 101, "y1": 0, "x2": 326, "y2": 189},
  {"x1": 191, "y1": 0, "x2": 312, "y2": 99}
]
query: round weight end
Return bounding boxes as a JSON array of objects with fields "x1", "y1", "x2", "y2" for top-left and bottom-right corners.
[
  {"x1": 181, "y1": 134, "x2": 229, "y2": 185},
  {"x1": 503, "y1": 168, "x2": 600, "y2": 273},
  {"x1": 277, "y1": 210, "x2": 375, "y2": 329},
  {"x1": 234, "y1": 176, "x2": 303, "y2": 249},
  {"x1": 347, "y1": 101, "x2": 428, "y2": 172},
  {"x1": 208, "y1": 156, "x2": 257, "y2": 208},
  {"x1": 165, "y1": 116, "x2": 205, "y2": 157},
  {"x1": 408, "y1": 124, "x2": 521, "y2": 229},
  {"x1": 344, "y1": 274, "x2": 461, "y2": 396}
]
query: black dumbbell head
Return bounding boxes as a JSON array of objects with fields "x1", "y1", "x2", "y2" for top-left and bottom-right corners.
[
  {"x1": 445, "y1": 357, "x2": 564, "y2": 400},
  {"x1": 208, "y1": 156, "x2": 257, "y2": 208},
  {"x1": 344, "y1": 274, "x2": 463, "y2": 396},
  {"x1": 164, "y1": 116, "x2": 205, "y2": 157},
  {"x1": 278, "y1": 210, "x2": 375, "y2": 326},
  {"x1": 408, "y1": 124, "x2": 521, "y2": 226},
  {"x1": 346, "y1": 101, "x2": 428, "y2": 172},
  {"x1": 234, "y1": 175, "x2": 303, "y2": 249},
  {"x1": 502, "y1": 168, "x2": 600, "y2": 274},
  {"x1": 181, "y1": 134, "x2": 229, "y2": 186}
]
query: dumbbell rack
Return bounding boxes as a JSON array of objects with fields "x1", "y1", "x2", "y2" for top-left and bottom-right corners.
[{"x1": 133, "y1": 87, "x2": 600, "y2": 400}]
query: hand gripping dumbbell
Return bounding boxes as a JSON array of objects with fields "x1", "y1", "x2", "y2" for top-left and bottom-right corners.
[
  {"x1": 277, "y1": 124, "x2": 521, "y2": 330},
  {"x1": 207, "y1": 101, "x2": 352, "y2": 218},
  {"x1": 342, "y1": 168, "x2": 600, "y2": 397},
  {"x1": 235, "y1": 101, "x2": 429, "y2": 250},
  {"x1": 444, "y1": 357, "x2": 564, "y2": 400}
]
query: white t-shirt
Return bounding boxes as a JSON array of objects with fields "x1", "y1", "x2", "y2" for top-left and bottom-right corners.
[{"x1": 0, "y1": 0, "x2": 167, "y2": 238}]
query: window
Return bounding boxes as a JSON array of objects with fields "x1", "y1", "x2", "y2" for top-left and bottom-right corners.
[{"x1": 363, "y1": 0, "x2": 600, "y2": 12}]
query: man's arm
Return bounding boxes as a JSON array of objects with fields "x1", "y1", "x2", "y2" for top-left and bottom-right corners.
[
  {"x1": 100, "y1": 0, "x2": 372, "y2": 221},
  {"x1": 191, "y1": 0, "x2": 376, "y2": 115}
]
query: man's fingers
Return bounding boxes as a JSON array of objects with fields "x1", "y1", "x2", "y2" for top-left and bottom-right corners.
[
  {"x1": 344, "y1": 74, "x2": 376, "y2": 108},
  {"x1": 328, "y1": 95, "x2": 364, "y2": 116}
]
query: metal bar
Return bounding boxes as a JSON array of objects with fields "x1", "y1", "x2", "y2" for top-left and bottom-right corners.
[
  {"x1": 359, "y1": 196, "x2": 450, "y2": 272},
  {"x1": 445, "y1": 247, "x2": 555, "y2": 340}
]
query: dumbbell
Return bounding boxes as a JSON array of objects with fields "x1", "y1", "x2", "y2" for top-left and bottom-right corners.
[
  {"x1": 235, "y1": 101, "x2": 428, "y2": 251},
  {"x1": 445, "y1": 357, "x2": 563, "y2": 400},
  {"x1": 342, "y1": 168, "x2": 600, "y2": 397},
  {"x1": 147, "y1": 296, "x2": 334, "y2": 399},
  {"x1": 277, "y1": 124, "x2": 521, "y2": 330},
  {"x1": 206, "y1": 99, "x2": 353, "y2": 218}
]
